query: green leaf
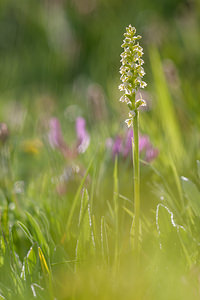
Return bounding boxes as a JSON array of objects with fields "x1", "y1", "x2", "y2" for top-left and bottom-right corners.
[
  {"x1": 0, "y1": 236, "x2": 5, "y2": 267},
  {"x1": 92, "y1": 215, "x2": 98, "y2": 250},
  {"x1": 156, "y1": 204, "x2": 180, "y2": 253},
  {"x1": 169, "y1": 157, "x2": 184, "y2": 210},
  {"x1": 11, "y1": 270, "x2": 24, "y2": 295},
  {"x1": 27, "y1": 245, "x2": 37, "y2": 276},
  {"x1": 181, "y1": 176, "x2": 200, "y2": 216},
  {"x1": 178, "y1": 226, "x2": 196, "y2": 267},
  {"x1": 66, "y1": 156, "x2": 94, "y2": 236},
  {"x1": 156, "y1": 204, "x2": 177, "y2": 234},
  {"x1": 149, "y1": 47, "x2": 183, "y2": 161},
  {"x1": 156, "y1": 203, "x2": 195, "y2": 264},
  {"x1": 26, "y1": 212, "x2": 49, "y2": 256},
  {"x1": 130, "y1": 216, "x2": 135, "y2": 250},
  {"x1": 38, "y1": 247, "x2": 49, "y2": 275},
  {"x1": 113, "y1": 156, "x2": 119, "y2": 222},
  {"x1": 0, "y1": 208, "x2": 9, "y2": 237},
  {"x1": 123, "y1": 206, "x2": 134, "y2": 218},
  {"x1": 76, "y1": 189, "x2": 95, "y2": 266},
  {"x1": 16, "y1": 221, "x2": 34, "y2": 244},
  {"x1": 21, "y1": 259, "x2": 28, "y2": 281},
  {"x1": 100, "y1": 216, "x2": 109, "y2": 264},
  {"x1": 21, "y1": 246, "x2": 37, "y2": 280},
  {"x1": 9, "y1": 226, "x2": 22, "y2": 271}
]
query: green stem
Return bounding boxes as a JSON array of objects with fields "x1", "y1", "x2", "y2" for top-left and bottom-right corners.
[
  {"x1": 113, "y1": 156, "x2": 119, "y2": 272},
  {"x1": 132, "y1": 110, "x2": 140, "y2": 258}
]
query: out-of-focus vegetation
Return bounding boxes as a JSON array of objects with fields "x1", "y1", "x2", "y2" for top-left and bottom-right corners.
[{"x1": 1, "y1": 0, "x2": 200, "y2": 299}]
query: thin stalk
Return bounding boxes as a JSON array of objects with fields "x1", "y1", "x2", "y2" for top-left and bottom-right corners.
[
  {"x1": 132, "y1": 110, "x2": 140, "y2": 258},
  {"x1": 113, "y1": 156, "x2": 119, "y2": 272}
]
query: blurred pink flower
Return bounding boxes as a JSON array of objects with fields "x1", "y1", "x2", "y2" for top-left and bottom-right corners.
[
  {"x1": 145, "y1": 147, "x2": 159, "y2": 162},
  {"x1": 139, "y1": 134, "x2": 151, "y2": 152},
  {"x1": 123, "y1": 128, "x2": 133, "y2": 158},
  {"x1": 48, "y1": 117, "x2": 90, "y2": 158},
  {"x1": 112, "y1": 136, "x2": 123, "y2": 158},
  {"x1": 109, "y1": 128, "x2": 158, "y2": 163},
  {"x1": 76, "y1": 117, "x2": 90, "y2": 153},
  {"x1": 48, "y1": 118, "x2": 67, "y2": 150}
]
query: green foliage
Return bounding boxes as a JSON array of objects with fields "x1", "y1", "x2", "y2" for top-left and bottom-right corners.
[
  {"x1": 181, "y1": 176, "x2": 200, "y2": 217},
  {"x1": 76, "y1": 188, "x2": 95, "y2": 268},
  {"x1": 149, "y1": 47, "x2": 183, "y2": 160}
]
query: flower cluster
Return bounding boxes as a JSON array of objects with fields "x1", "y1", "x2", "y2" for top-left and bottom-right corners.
[
  {"x1": 107, "y1": 129, "x2": 159, "y2": 163},
  {"x1": 119, "y1": 25, "x2": 147, "y2": 127}
]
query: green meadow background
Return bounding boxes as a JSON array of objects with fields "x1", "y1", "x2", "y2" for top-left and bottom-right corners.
[{"x1": 1, "y1": 0, "x2": 200, "y2": 299}]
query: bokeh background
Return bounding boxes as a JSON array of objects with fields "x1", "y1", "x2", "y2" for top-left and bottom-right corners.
[
  {"x1": 1, "y1": 0, "x2": 199, "y2": 107},
  {"x1": 1, "y1": 1, "x2": 200, "y2": 299},
  {"x1": 0, "y1": 0, "x2": 200, "y2": 204}
]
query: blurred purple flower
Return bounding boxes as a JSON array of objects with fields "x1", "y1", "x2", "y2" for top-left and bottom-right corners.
[
  {"x1": 48, "y1": 117, "x2": 90, "y2": 158},
  {"x1": 110, "y1": 129, "x2": 158, "y2": 163},
  {"x1": 139, "y1": 134, "x2": 151, "y2": 152},
  {"x1": 112, "y1": 136, "x2": 123, "y2": 158},
  {"x1": 48, "y1": 118, "x2": 67, "y2": 150},
  {"x1": 123, "y1": 129, "x2": 133, "y2": 158},
  {"x1": 76, "y1": 117, "x2": 90, "y2": 153},
  {"x1": 145, "y1": 147, "x2": 159, "y2": 163}
]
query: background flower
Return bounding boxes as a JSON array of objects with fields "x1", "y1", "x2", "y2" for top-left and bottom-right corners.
[
  {"x1": 76, "y1": 117, "x2": 90, "y2": 154},
  {"x1": 48, "y1": 117, "x2": 90, "y2": 158},
  {"x1": 108, "y1": 128, "x2": 158, "y2": 163}
]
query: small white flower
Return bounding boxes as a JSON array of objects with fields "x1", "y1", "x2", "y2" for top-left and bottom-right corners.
[
  {"x1": 119, "y1": 95, "x2": 131, "y2": 104},
  {"x1": 138, "y1": 67, "x2": 145, "y2": 77},
  {"x1": 135, "y1": 99, "x2": 146, "y2": 108},
  {"x1": 127, "y1": 71, "x2": 133, "y2": 77},
  {"x1": 119, "y1": 84, "x2": 125, "y2": 91},
  {"x1": 125, "y1": 118, "x2": 133, "y2": 128},
  {"x1": 125, "y1": 47, "x2": 131, "y2": 53},
  {"x1": 132, "y1": 88, "x2": 136, "y2": 94},
  {"x1": 129, "y1": 110, "x2": 136, "y2": 117},
  {"x1": 140, "y1": 81, "x2": 147, "y2": 88},
  {"x1": 135, "y1": 77, "x2": 141, "y2": 85},
  {"x1": 125, "y1": 88, "x2": 131, "y2": 95}
]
